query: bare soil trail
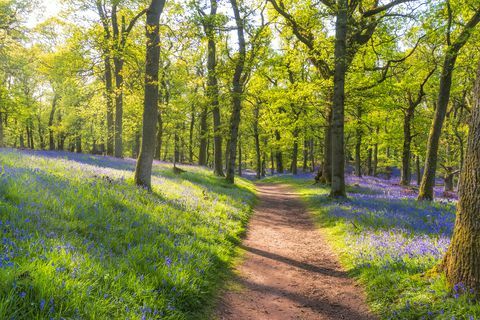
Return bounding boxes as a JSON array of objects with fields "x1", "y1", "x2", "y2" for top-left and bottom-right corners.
[{"x1": 216, "y1": 183, "x2": 375, "y2": 320}]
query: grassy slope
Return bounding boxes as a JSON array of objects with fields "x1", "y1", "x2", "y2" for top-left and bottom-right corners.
[
  {"x1": 263, "y1": 175, "x2": 479, "y2": 320},
  {"x1": 0, "y1": 149, "x2": 255, "y2": 319}
]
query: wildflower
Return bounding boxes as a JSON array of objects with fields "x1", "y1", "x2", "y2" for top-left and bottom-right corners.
[{"x1": 19, "y1": 291, "x2": 26, "y2": 298}]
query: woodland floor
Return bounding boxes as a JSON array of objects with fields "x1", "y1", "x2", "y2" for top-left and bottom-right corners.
[{"x1": 216, "y1": 183, "x2": 376, "y2": 320}]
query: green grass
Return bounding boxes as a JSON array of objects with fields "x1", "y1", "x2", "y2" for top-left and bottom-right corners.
[
  {"x1": 0, "y1": 149, "x2": 255, "y2": 319},
  {"x1": 264, "y1": 175, "x2": 479, "y2": 320}
]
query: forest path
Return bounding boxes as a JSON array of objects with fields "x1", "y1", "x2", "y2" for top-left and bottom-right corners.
[{"x1": 215, "y1": 183, "x2": 375, "y2": 320}]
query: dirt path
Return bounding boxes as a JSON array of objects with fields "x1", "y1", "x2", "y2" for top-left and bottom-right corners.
[{"x1": 216, "y1": 184, "x2": 375, "y2": 320}]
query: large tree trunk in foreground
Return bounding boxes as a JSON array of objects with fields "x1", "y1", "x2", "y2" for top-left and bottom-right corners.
[
  {"x1": 134, "y1": 0, "x2": 165, "y2": 189},
  {"x1": 418, "y1": 9, "x2": 480, "y2": 200},
  {"x1": 330, "y1": 0, "x2": 348, "y2": 198},
  {"x1": 442, "y1": 60, "x2": 480, "y2": 293}
]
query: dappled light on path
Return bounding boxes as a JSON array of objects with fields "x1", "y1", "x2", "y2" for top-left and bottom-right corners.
[{"x1": 217, "y1": 184, "x2": 374, "y2": 320}]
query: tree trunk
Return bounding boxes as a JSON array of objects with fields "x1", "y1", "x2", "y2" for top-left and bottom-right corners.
[
  {"x1": 253, "y1": 106, "x2": 261, "y2": 179},
  {"x1": 26, "y1": 124, "x2": 31, "y2": 149},
  {"x1": 19, "y1": 131, "x2": 25, "y2": 148},
  {"x1": 189, "y1": 105, "x2": 195, "y2": 163},
  {"x1": 291, "y1": 128, "x2": 299, "y2": 174},
  {"x1": 401, "y1": 106, "x2": 414, "y2": 186},
  {"x1": 303, "y1": 137, "x2": 308, "y2": 172},
  {"x1": 367, "y1": 148, "x2": 372, "y2": 176},
  {"x1": 105, "y1": 56, "x2": 114, "y2": 156},
  {"x1": 76, "y1": 135, "x2": 82, "y2": 153},
  {"x1": 225, "y1": 0, "x2": 246, "y2": 184},
  {"x1": 198, "y1": 105, "x2": 208, "y2": 165},
  {"x1": 113, "y1": 57, "x2": 124, "y2": 158},
  {"x1": 442, "y1": 60, "x2": 480, "y2": 292},
  {"x1": 48, "y1": 94, "x2": 58, "y2": 151},
  {"x1": 444, "y1": 173, "x2": 455, "y2": 192},
  {"x1": 416, "y1": 155, "x2": 421, "y2": 186},
  {"x1": 322, "y1": 107, "x2": 332, "y2": 183},
  {"x1": 310, "y1": 138, "x2": 315, "y2": 172},
  {"x1": 155, "y1": 110, "x2": 163, "y2": 159},
  {"x1": 355, "y1": 127, "x2": 362, "y2": 177},
  {"x1": 174, "y1": 130, "x2": 180, "y2": 164},
  {"x1": 0, "y1": 113, "x2": 4, "y2": 147},
  {"x1": 330, "y1": 0, "x2": 348, "y2": 198},
  {"x1": 134, "y1": 0, "x2": 165, "y2": 189},
  {"x1": 204, "y1": 0, "x2": 224, "y2": 177},
  {"x1": 270, "y1": 150, "x2": 275, "y2": 175},
  {"x1": 133, "y1": 131, "x2": 140, "y2": 157},
  {"x1": 373, "y1": 129, "x2": 379, "y2": 176},
  {"x1": 237, "y1": 135, "x2": 242, "y2": 176},
  {"x1": 36, "y1": 114, "x2": 45, "y2": 149},
  {"x1": 418, "y1": 10, "x2": 480, "y2": 200},
  {"x1": 275, "y1": 130, "x2": 284, "y2": 173}
]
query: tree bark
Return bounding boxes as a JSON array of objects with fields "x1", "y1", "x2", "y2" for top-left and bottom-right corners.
[
  {"x1": 189, "y1": 104, "x2": 195, "y2": 163},
  {"x1": 416, "y1": 155, "x2": 421, "y2": 186},
  {"x1": 366, "y1": 148, "x2": 372, "y2": 176},
  {"x1": 225, "y1": 0, "x2": 246, "y2": 184},
  {"x1": 134, "y1": 0, "x2": 165, "y2": 189},
  {"x1": 442, "y1": 60, "x2": 480, "y2": 292},
  {"x1": 198, "y1": 105, "x2": 208, "y2": 165},
  {"x1": 237, "y1": 135, "x2": 242, "y2": 176},
  {"x1": 0, "y1": 113, "x2": 4, "y2": 148},
  {"x1": 418, "y1": 9, "x2": 480, "y2": 200},
  {"x1": 302, "y1": 137, "x2": 308, "y2": 172},
  {"x1": 253, "y1": 105, "x2": 261, "y2": 179},
  {"x1": 355, "y1": 125, "x2": 362, "y2": 177},
  {"x1": 291, "y1": 128, "x2": 299, "y2": 174},
  {"x1": 48, "y1": 94, "x2": 58, "y2": 151},
  {"x1": 373, "y1": 126, "x2": 379, "y2": 176},
  {"x1": 76, "y1": 135, "x2": 82, "y2": 153},
  {"x1": 309, "y1": 138, "x2": 315, "y2": 172},
  {"x1": 275, "y1": 130, "x2": 284, "y2": 173},
  {"x1": 330, "y1": 0, "x2": 348, "y2": 198},
  {"x1": 155, "y1": 110, "x2": 163, "y2": 159},
  {"x1": 400, "y1": 104, "x2": 414, "y2": 186},
  {"x1": 321, "y1": 106, "x2": 332, "y2": 183},
  {"x1": 113, "y1": 57, "x2": 124, "y2": 158},
  {"x1": 270, "y1": 149, "x2": 275, "y2": 175},
  {"x1": 105, "y1": 56, "x2": 114, "y2": 155},
  {"x1": 203, "y1": 0, "x2": 224, "y2": 176}
]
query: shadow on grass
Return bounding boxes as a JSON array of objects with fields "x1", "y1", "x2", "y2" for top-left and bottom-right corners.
[{"x1": 0, "y1": 153, "x2": 254, "y2": 319}]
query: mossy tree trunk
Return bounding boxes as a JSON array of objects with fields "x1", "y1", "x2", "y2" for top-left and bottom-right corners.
[
  {"x1": 134, "y1": 0, "x2": 165, "y2": 189},
  {"x1": 442, "y1": 60, "x2": 480, "y2": 292},
  {"x1": 418, "y1": 9, "x2": 480, "y2": 200},
  {"x1": 330, "y1": 0, "x2": 348, "y2": 198}
]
